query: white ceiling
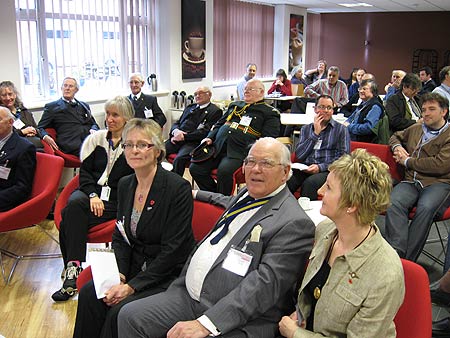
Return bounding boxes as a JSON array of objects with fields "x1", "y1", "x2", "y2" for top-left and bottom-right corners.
[{"x1": 245, "y1": 0, "x2": 450, "y2": 13}]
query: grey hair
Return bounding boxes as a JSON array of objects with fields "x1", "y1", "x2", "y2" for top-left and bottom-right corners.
[
  {"x1": 129, "y1": 72, "x2": 145, "y2": 82},
  {"x1": 328, "y1": 66, "x2": 340, "y2": 74},
  {"x1": 104, "y1": 96, "x2": 135, "y2": 121},
  {"x1": 62, "y1": 77, "x2": 79, "y2": 90},
  {"x1": 291, "y1": 65, "x2": 303, "y2": 78},
  {"x1": 0, "y1": 106, "x2": 14, "y2": 120}
]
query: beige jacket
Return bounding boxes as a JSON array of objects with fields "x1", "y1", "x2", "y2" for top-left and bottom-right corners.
[{"x1": 294, "y1": 220, "x2": 405, "y2": 338}]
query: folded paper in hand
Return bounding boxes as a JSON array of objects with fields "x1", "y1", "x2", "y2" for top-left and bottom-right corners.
[
  {"x1": 89, "y1": 248, "x2": 120, "y2": 299},
  {"x1": 291, "y1": 163, "x2": 309, "y2": 171}
]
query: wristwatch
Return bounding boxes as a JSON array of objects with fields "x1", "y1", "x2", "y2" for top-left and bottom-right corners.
[{"x1": 89, "y1": 193, "x2": 98, "y2": 199}]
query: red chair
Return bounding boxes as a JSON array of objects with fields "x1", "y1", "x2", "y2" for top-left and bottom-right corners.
[
  {"x1": 54, "y1": 175, "x2": 116, "y2": 243},
  {"x1": 350, "y1": 141, "x2": 402, "y2": 182},
  {"x1": 43, "y1": 128, "x2": 81, "y2": 168},
  {"x1": 0, "y1": 152, "x2": 64, "y2": 284},
  {"x1": 394, "y1": 259, "x2": 432, "y2": 338},
  {"x1": 210, "y1": 166, "x2": 244, "y2": 196},
  {"x1": 76, "y1": 198, "x2": 225, "y2": 290}
]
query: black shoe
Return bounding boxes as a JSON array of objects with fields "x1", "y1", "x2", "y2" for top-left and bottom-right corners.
[
  {"x1": 51, "y1": 262, "x2": 82, "y2": 302},
  {"x1": 432, "y1": 289, "x2": 450, "y2": 307},
  {"x1": 433, "y1": 317, "x2": 450, "y2": 337}
]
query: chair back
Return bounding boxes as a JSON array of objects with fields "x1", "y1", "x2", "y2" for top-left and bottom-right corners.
[
  {"x1": 350, "y1": 141, "x2": 402, "y2": 181},
  {"x1": 0, "y1": 152, "x2": 64, "y2": 232},
  {"x1": 44, "y1": 128, "x2": 81, "y2": 168},
  {"x1": 192, "y1": 200, "x2": 224, "y2": 242},
  {"x1": 54, "y1": 175, "x2": 80, "y2": 229},
  {"x1": 394, "y1": 259, "x2": 432, "y2": 338}
]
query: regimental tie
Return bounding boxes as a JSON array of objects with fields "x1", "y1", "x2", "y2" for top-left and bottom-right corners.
[
  {"x1": 209, "y1": 195, "x2": 271, "y2": 245},
  {"x1": 133, "y1": 95, "x2": 138, "y2": 101}
]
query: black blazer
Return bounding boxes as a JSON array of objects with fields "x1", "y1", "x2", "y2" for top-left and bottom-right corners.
[
  {"x1": 112, "y1": 165, "x2": 196, "y2": 292},
  {"x1": 170, "y1": 102, "x2": 223, "y2": 143},
  {"x1": 0, "y1": 132, "x2": 36, "y2": 211},
  {"x1": 386, "y1": 91, "x2": 418, "y2": 133},
  {"x1": 129, "y1": 93, "x2": 167, "y2": 127},
  {"x1": 37, "y1": 98, "x2": 99, "y2": 155}
]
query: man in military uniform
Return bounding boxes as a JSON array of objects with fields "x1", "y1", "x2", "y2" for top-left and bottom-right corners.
[
  {"x1": 165, "y1": 86, "x2": 222, "y2": 176},
  {"x1": 190, "y1": 79, "x2": 280, "y2": 195}
]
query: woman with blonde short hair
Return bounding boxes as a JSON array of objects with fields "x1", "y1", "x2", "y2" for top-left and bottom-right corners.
[{"x1": 279, "y1": 149, "x2": 405, "y2": 338}]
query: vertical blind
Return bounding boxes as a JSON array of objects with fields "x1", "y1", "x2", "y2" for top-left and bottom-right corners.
[
  {"x1": 15, "y1": 0, "x2": 155, "y2": 100},
  {"x1": 213, "y1": 0, "x2": 274, "y2": 82}
]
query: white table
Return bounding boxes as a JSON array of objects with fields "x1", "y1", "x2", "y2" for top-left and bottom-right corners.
[
  {"x1": 280, "y1": 113, "x2": 347, "y2": 126},
  {"x1": 301, "y1": 200, "x2": 329, "y2": 226}
]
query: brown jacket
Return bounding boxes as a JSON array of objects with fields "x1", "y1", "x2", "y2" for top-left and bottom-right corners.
[{"x1": 389, "y1": 122, "x2": 450, "y2": 187}]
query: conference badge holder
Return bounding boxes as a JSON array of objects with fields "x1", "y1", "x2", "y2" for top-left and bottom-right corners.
[{"x1": 222, "y1": 245, "x2": 253, "y2": 277}]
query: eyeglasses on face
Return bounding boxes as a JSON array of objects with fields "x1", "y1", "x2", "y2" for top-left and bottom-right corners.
[
  {"x1": 122, "y1": 142, "x2": 154, "y2": 151},
  {"x1": 194, "y1": 91, "x2": 209, "y2": 96},
  {"x1": 316, "y1": 105, "x2": 334, "y2": 111},
  {"x1": 244, "y1": 87, "x2": 260, "y2": 93},
  {"x1": 244, "y1": 157, "x2": 282, "y2": 169}
]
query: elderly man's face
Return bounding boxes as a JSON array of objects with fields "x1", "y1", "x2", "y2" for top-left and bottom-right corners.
[
  {"x1": 246, "y1": 65, "x2": 257, "y2": 79},
  {"x1": 243, "y1": 81, "x2": 264, "y2": 104},
  {"x1": 0, "y1": 108, "x2": 13, "y2": 139},
  {"x1": 61, "y1": 78, "x2": 78, "y2": 101},
  {"x1": 244, "y1": 141, "x2": 290, "y2": 199},
  {"x1": 358, "y1": 84, "x2": 374, "y2": 101},
  {"x1": 327, "y1": 71, "x2": 338, "y2": 85},
  {"x1": 129, "y1": 76, "x2": 144, "y2": 95},
  {"x1": 194, "y1": 87, "x2": 211, "y2": 106}
]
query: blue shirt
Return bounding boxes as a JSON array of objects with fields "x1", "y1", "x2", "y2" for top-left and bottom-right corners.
[{"x1": 295, "y1": 119, "x2": 350, "y2": 172}]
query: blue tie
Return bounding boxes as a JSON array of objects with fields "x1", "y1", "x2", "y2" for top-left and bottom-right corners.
[{"x1": 209, "y1": 196, "x2": 270, "y2": 245}]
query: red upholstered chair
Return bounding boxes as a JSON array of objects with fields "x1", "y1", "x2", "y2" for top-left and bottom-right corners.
[
  {"x1": 43, "y1": 128, "x2": 81, "y2": 168},
  {"x1": 210, "y1": 166, "x2": 244, "y2": 196},
  {"x1": 54, "y1": 175, "x2": 116, "y2": 243},
  {"x1": 76, "y1": 198, "x2": 225, "y2": 291},
  {"x1": 394, "y1": 259, "x2": 432, "y2": 338},
  {"x1": 350, "y1": 141, "x2": 402, "y2": 182},
  {"x1": 192, "y1": 199, "x2": 225, "y2": 242},
  {"x1": 0, "y1": 152, "x2": 64, "y2": 284}
]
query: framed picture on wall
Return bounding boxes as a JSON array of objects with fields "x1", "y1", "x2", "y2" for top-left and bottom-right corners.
[
  {"x1": 181, "y1": 0, "x2": 206, "y2": 79},
  {"x1": 289, "y1": 14, "x2": 304, "y2": 72}
]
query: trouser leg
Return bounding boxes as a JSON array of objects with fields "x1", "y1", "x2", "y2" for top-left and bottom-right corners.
[
  {"x1": 118, "y1": 285, "x2": 204, "y2": 338},
  {"x1": 172, "y1": 144, "x2": 196, "y2": 176},
  {"x1": 216, "y1": 157, "x2": 243, "y2": 195},
  {"x1": 384, "y1": 182, "x2": 419, "y2": 257},
  {"x1": 190, "y1": 154, "x2": 223, "y2": 192},
  {"x1": 59, "y1": 190, "x2": 117, "y2": 265},
  {"x1": 406, "y1": 182, "x2": 450, "y2": 261},
  {"x1": 287, "y1": 170, "x2": 308, "y2": 194},
  {"x1": 301, "y1": 172, "x2": 329, "y2": 200}
]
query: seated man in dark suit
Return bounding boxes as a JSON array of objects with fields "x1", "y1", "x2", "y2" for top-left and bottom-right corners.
[
  {"x1": 386, "y1": 72, "x2": 422, "y2": 134},
  {"x1": 419, "y1": 66, "x2": 437, "y2": 96},
  {"x1": 0, "y1": 106, "x2": 36, "y2": 211},
  {"x1": 190, "y1": 79, "x2": 280, "y2": 195},
  {"x1": 38, "y1": 77, "x2": 99, "y2": 157},
  {"x1": 128, "y1": 72, "x2": 166, "y2": 128},
  {"x1": 118, "y1": 137, "x2": 315, "y2": 338},
  {"x1": 165, "y1": 86, "x2": 222, "y2": 176}
]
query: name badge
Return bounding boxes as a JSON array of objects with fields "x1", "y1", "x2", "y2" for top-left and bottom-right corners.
[
  {"x1": 314, "y1": 139, "x2": 322, "y2": 150},
  {"x1": 0, "y1": 166, "x2": 11, "y2": 180},
  {"x1": 13, "y1": 119, "x2": 25, "y2": 129},
  {"x1": 240, "y1": 116, "x2": 252, "y2": 127},
  {"x1": 100, "y1": 186, "x2": 111, "y2": 201},
  {"x1": 222, "y1": 246, "x2": 253, "y2": 277},
  {"x1": 144, "y1": 108, "x2": 154, "y2": 118}
]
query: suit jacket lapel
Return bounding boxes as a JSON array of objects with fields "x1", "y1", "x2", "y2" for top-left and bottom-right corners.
[{"x1": 209, "y1": 187, "x2": 289, "y2": 271}]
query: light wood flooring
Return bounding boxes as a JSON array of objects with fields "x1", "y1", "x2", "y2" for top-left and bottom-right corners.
[{"x1": 0, "y1": 220, "x2": 77, "y2": 338}]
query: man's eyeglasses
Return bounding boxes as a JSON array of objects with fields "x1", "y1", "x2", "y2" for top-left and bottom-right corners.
[
  {"x1": 122, "y1": 142, "x2": 154, "y2": 151},
  {"x1": 244, "y1": 88, "x2": 260, "y2": 93},
  {"x1": 194, "y1": 91, "x2": 209, "y2": 96},
  {"x1": 316, "y1": 105, "x2": 334, "y2": 111},
  {"x1": 244, "y1": 157, "x2": 282, "y2": 169}
]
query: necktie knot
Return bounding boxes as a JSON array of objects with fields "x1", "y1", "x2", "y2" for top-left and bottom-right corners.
[
  {"x1": 133, "y1": 95, "x2": 138, "y2": 101},
  {"x1": 209, "y1": 195, "x2": 270, "y2": 245}
]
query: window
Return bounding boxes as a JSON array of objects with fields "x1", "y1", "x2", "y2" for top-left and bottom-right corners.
[
  {"x1": 16, "y1": 0, "x2": 156, "y2": 100},
  {"x1": 213, "y1": 0, "x2": 274, "y2": 82}
]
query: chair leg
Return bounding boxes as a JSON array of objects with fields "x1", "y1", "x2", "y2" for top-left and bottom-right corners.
[
  {"x1": 422, "y1": 221, "x2": 448, "y2": 266},
  {"x1": 0, "y1": 247, "x2": 61, "y2": 285}
]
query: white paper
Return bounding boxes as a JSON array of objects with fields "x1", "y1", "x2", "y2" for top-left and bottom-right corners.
[
  {"x1": 291, "y1": 162, "x2": 309, "y2": 171},
  {"x1": 89, "y1": 248, "x2": 121, "y2": 299},
  {"x1": 305, "y1": 102, "x2": 315, "y2": 116}
]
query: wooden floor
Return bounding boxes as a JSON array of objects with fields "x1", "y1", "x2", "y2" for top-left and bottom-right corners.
[{"x1": 0, "y1": 220, "x2": 77, "y2": 338}]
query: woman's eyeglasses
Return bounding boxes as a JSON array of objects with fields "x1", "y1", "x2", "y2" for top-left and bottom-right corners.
[{"x1": 122, "y1": 142, "x2": 154, "y2": 151}]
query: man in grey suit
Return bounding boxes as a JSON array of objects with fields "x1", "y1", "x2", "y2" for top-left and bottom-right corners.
[{"x1": 118, "y1": 137, "x2": 315, "y2": 338}]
